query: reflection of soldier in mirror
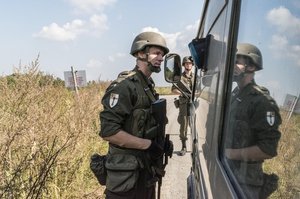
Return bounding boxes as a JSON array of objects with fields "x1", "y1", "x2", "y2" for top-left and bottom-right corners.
[
  {"x1": 225, "y1": 43, "x2": 282, "y2": 199},
  {"x1": 171, "y1": 56, "x2": 194, "y2": 156}
]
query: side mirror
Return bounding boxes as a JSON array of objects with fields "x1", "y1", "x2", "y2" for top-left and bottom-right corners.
[
  {"x1": 188, "y1": 34, "x2": 212, "y2": 71},
  {"x1": 164, "y1": 53, "x2": 182, "y2": 83}
]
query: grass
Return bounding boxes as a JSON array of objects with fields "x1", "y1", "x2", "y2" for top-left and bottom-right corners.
[
  {"x1": 0, "y1": 58, "x2": 108, "y2": 198},
  {"x1": 0, "y1": 58, "x2": 298, "y2": 198},
  {"x1": 264, "y1": 112, "x2": 300, "y2": 198},
  {"x1": 156, "y1": 86, "x2": 173, "y2": 95}
]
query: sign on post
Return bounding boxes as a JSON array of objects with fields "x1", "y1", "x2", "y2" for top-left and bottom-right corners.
[
  {"x1": 64, "y1": 70, "x2": 87, "y2": 89},
  {"x1": 283, "y1": 94, "x2": 300, "y2": 122}
]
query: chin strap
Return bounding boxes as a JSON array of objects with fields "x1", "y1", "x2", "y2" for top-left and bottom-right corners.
[
  {"x1": 233, "y1": 66, "x2": 255, "y2": 82},
  {"x1": 137, "y1": 48, "x2": 161, "y2": 73}
]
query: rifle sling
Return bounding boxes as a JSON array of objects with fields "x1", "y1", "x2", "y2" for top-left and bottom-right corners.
[{"x1": 135, "y1": 70, "x2": 156, "y2": 103}]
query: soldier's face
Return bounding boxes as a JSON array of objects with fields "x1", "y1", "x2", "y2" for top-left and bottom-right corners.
[
  {"x1": 234, "y1": 56, "x2": 247, "y2": 76},
  {"x1": 184, "y1": 62, "x2": 193, "y2": 71},
  {"x1": 147, "y1": 46, "x2": 165, "y2": 68},
  {"x1": 233, "y1": 56, "x2": 247, "y2": 82}
]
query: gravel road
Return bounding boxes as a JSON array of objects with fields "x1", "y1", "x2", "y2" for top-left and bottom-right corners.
[{"x1": 158, "y1": 95, "x2": 192, "y2": 199}]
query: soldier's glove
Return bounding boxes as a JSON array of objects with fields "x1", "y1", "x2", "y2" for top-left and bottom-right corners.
[
  {"x1": 146, "y1": 141, "x2": 164, "y2": 160},
  {"x1": 164, "y1": 140, "x2": 173, "y2": 158}
]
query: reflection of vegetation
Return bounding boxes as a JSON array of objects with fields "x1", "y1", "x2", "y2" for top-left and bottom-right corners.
[
  {"x1": 165, "y1": 66, "x2": 174, "y2": 82},
  {"x1": 0, "y1": 58, "x2": 109, "y2": 198},
  {"x1": 264, "y1": 112, "x2": 300, "y2": 199}
]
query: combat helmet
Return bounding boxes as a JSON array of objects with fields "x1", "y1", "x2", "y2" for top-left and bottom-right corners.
[
  {"x1": 130, "y1": 32, "x2": 169, "y2": 56},
  {"x1": 236, "y1": 43, "x2": 263, "y2": 71},
  {"x1": 182, "y1": 56, "x2": 193, "y2": 66}
]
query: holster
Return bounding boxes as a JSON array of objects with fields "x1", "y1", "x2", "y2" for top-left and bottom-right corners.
[
  {"x1": 259, "y1": 173, "x2": 279, "y2": 199},
  {"x1": 90, "y1": 153, "x2": 107, "y2": 185},
  {"x1": 174, "y1": 98, "x2": 180, "y2": 108}
]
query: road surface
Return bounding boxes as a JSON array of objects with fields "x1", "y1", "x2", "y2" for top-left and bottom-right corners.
[{"x1": 159, "y1": 95, "x2": 192, "y2": 199}]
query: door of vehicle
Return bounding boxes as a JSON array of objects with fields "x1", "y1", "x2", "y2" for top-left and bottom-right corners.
[{"x1": 187, "y1": 0, "x2": 240, "y2": 198}]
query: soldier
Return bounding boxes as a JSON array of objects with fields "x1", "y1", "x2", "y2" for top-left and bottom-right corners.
[
  {"x1": 171, "y1": 56, "x2": 194, "y2": 156},
  {"x1": 99, "y1": 31, "x2": 173, "y2": 199},
  {"x1": 225, "y1": 43, "x2": 282, "y2": 199}
]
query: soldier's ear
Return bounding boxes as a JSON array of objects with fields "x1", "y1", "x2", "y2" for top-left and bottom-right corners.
[
  {"x1": 246, "y1": 65, "x2": 256, "y2": 72},
  {"x1": 137, "y1": 51, "x2": 146, "y2": 58}
]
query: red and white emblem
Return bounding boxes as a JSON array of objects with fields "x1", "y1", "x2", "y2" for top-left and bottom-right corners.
[
  {"x1": 109, "y1": 93, "x2": 119, "y2": 108},
  {"x1": 266, "y1": 111, "x2": 275, "y2": 126}
]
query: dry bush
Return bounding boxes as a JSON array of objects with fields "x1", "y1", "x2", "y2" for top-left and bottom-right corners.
[
  {"x1": 264, "y1": 112, "x2": 300, "y2": 199},
  {"x1": 0, "y1": 58, "x2": 109, "y2": 198}
]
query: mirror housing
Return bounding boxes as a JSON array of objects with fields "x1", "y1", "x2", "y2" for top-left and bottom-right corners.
[
  {"x1": 188, "y1": 34, "x2": 212, "y2": 71},
  {"x1": 164, "y1": 53, "x2": 182, "y2": 83}
]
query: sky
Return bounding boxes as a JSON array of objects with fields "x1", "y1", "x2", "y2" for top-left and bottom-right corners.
[
  {"x1": 0, "y1": 0, "x2": 299, "y2": 106},
  {"x1": 236, "y1": 0, "x2": 300, "y2": 106},
  {"x1": 0, "y1": 0, "x2": 203, "y2": 86}
]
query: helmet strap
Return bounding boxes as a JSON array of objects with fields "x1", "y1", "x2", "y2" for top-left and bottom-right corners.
[{"x1": 137, "y1": 47, "x2": 161, "y2": 73}]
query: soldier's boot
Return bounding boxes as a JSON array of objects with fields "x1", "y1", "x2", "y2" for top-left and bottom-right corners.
[{"x1": 179, "y1": 140, "x2": 187, "y2": 156}]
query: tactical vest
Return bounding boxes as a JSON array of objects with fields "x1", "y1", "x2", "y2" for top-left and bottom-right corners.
[
  {"x1": 177, "y1": 72, "x2": 194, "y2": 116},
  {"x1": 104, "y1": 69, "x2": 162, "y2": 192},
  {"x1": 108, "y1": 69, "x2": 158, "y2": 154}
]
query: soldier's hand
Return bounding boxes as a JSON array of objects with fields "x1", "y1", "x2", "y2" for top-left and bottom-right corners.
[
  {"x1": 146, "y1": 141, "x2": 164, "y2": 160},
  {"x1": 164, "y1": 140, "x2": 173, "y2": 158}
]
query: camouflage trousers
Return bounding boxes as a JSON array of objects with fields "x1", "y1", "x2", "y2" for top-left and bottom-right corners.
[{"x1": 178, "y1": 115, "x2": 189, "y2": 141}]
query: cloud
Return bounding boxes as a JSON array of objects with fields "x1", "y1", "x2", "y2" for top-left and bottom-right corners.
[
  {"x1": 86, "y1": 58, "x2": 102, "y2": 68},
  {"x1": 267, "y1": 7, "x2": 300, "y2": 67},
  {"x1": 34, "y1": 14, "x2": 108, "y2": 41},
  {"x1": 108, "y1": 53, "x2": 126, "y2": 62},
  {"x1": 269, "y1": 34, "x2": 300, "y2": 67},
  {"x1": 89, "y1": 14, "x2": 109, "y2": 35},
  {"x1": 140, "y1": 27, "x2": 181, "y2": 51},
  {"x1": 141, "y1": 21, "x2": 199, "y2": 54},
  {"x1": 68, "y1": 0, "x2": 116, "y2": 14},
  {"x1": 33, "y1": 20, "x2": 85, "y2": 41},
  {"x1": 266, "y1": 6, "x2": 300, "y2": 37}
]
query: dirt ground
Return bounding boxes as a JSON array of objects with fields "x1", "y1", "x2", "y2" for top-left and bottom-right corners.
[{"x1": 158, "y1": 95, "x2": 192, "y2": 199}]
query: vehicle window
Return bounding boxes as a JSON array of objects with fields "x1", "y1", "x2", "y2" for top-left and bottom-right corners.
[
  {"x1": 191, "y1": 0, "x2": 231, "y2": 182},
  {"x1": 223, "y1": 0, "x2": 300, "y2": 198},
  {"x1": 203, "y1": 0, "x2": 226, "y2": 35}
]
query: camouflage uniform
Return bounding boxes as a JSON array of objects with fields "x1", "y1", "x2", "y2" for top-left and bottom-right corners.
[
  {"x1": 227, "y1": 82, "x2": 281, "y2": 198},
  {"x1": 100, "y1": 67, "x2": 159, "y2": 199},
  {"x1": 174, "y1": 71, "x2": 194, "y2": 142}
]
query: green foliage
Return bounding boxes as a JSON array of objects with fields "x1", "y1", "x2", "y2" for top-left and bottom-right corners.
[{"x1": 0, "y1": 58, "x2": 108, "y2": 198}]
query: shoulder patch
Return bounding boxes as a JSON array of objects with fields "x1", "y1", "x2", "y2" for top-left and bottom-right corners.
[
  {"x1": 266, "y1": 111, "x2": 275, "y2": 126},
  {"x1": 109, "y1": 93, "x2": 119, "y2": 108}
]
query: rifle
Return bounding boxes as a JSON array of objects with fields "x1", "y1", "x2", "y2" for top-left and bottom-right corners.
[
  {"x1": 151, "y1": 98, "x2": 171, "y2": 199},
  {"x1": 173, "y1": 79, "x2": 192, "y2": 99}
]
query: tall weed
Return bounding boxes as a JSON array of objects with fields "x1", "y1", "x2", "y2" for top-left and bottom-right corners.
[
  {"x1": 264, "y1": 113, "x2": 300, "y2": 198},
  {"x1": 0, "y1": 58, "x2": 108, "y2": 198}
]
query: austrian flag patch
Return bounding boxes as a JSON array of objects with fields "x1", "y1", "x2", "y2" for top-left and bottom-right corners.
[
  {"x1": 266, "y1": 111, "x2": 275, "y2": 126},
  {"x1": 109, "y1": 93, "x2": 119, "y2": 108}
]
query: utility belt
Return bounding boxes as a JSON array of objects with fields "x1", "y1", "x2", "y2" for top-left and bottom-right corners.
[
  {"x1": 105, "y1": 144, "x2": 160, "y2": 192},
  {"x1": 229, "y1": 160, "x2": 264, "y2": 186},
  {"x1": 174, "y1": 96, "x2": 189, "y2": 108},
  {"x1": 179, "y1": 95, "x2": 189, "y2": 104}
]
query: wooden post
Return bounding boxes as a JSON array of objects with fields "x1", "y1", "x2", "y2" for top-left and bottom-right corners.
[{"x1": 71, "y1": 66, "x2": 79, "y2": 95}]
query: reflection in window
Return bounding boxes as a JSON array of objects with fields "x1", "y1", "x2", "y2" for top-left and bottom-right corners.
[{"x1": 223, "y1": 0, "x2": 300, "y2": 198}]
